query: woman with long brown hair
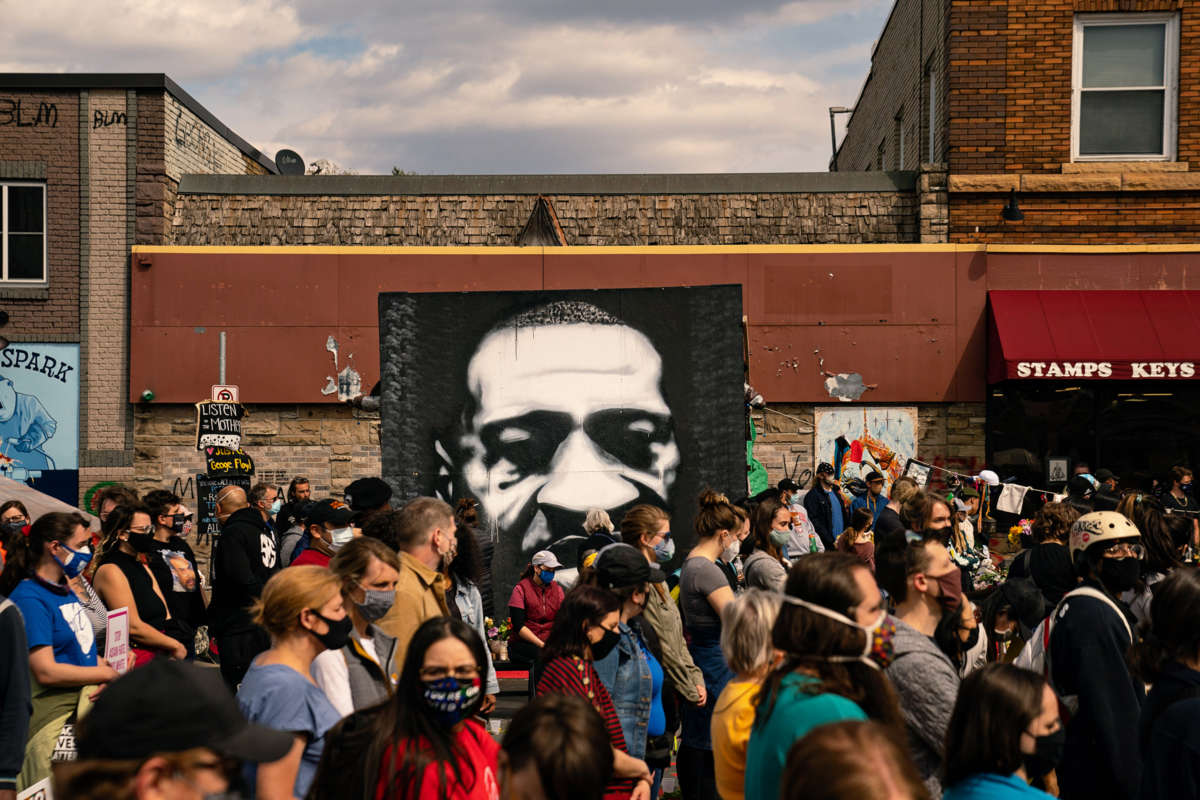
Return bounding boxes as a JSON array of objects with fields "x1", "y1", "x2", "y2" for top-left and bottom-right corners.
[
  {"x1": 742, "y1": 496, "x2": 790, "y2": 592},
  {"x1": 745, "y1": 551, "x2": 903, "y2": 800}
]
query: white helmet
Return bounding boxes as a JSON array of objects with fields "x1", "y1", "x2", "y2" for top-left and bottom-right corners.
[{"x1": 1069, "y1": 510, "x2": 1140, "y2": 561}]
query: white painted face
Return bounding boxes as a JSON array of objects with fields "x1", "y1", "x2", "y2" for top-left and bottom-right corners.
[
  {"x1": 449, "y1": 322, "x2": 680, "y2": 562},
  {"x1": 0, "y1": 379, "x2": 15, "y2": 423}
]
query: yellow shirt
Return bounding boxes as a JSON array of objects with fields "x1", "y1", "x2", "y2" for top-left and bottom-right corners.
[
  {"x1": 712, "y1": 679, "x2": 761, "y2": 800},
  {"x1": 377, "y1": 552, "x2": 450, "y2": 671}
]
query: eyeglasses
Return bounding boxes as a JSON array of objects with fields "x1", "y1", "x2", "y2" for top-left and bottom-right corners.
[
  {"x1": 419, "y1": 665, "x2": 480, "y2": 680},
  {"x1": 1100, "y1": 542, "x2": 1144, "y2": 559},
  {"x1": 128, "y1": 526, "x2": 154, "y2": 535}
]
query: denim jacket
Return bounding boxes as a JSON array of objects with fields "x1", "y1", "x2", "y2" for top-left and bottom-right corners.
[
  {"x1": 595, "y1": 620, "x2": 652, "y2": 760},
  {"x1": 452, "y1": 579, "x2": 500, "y2": 695}
]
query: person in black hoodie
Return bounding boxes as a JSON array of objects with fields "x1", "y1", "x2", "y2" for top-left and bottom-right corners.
[
  {"x1": 1049, "y1": 510, "x2": 1145, "y2": 800},
  {"x1": 1130, "y1": 566, "x2": 1200, "y2": 800},
  {"x1": 803, "y1": 462, "x2": 849, "y2": 551},
  {"x1": 209, "y1": 485, "x2": 278, "y2": 690},
  {"x1": 1007, "y1": 502, "x2": 1079, "y2": 609}
]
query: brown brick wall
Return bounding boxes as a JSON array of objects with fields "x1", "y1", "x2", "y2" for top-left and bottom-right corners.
[
  {"x1": 952, "y1": 190, "x2": 1200, "y2": 241},
  {"x1": 836, "y1": 0, "x2": 950, "y2": 171},
  {"x1": 169, "y1": 191, "x2": 923, "y2": 245},
  {"x1": 0, "y1": 91, "x2": 80, "y2": 341},
  {"x1": 949, "y1": 0, "x2": 1193, "y2": 174}
]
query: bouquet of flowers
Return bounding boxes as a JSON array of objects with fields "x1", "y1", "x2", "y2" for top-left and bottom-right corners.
[
  {"x1": 1007, "y1": 518, "x2": 1033, "y2": 550},
  {"x1": 485, "y1": 617, "x2": 512, "y2": 642},
  {"x1": 972, "y1": 558, "x2": 1006, "y2": 592}
]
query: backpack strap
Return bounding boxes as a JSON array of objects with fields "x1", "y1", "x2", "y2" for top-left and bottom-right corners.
[{"x1": 1055, "y1": 586, "x2": 1133, "y2": 645}]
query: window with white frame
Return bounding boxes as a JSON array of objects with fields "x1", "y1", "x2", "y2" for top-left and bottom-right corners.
[
  {"x1": 1073, "y1": 14, "x2": 1179, "y2": 160},
  {"x1": 1, "y1": 182, "x2": 46, "y2": 282}
]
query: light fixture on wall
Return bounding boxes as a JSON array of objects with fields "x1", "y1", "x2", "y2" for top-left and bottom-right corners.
[{"x1": 1002, "y1": 190, "x2": 1024, "y2": 222}]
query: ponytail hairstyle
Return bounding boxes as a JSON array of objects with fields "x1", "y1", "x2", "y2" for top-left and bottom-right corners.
[
  {"x1": 695, "y1": 489, "x2": 738, "y2": 542},
  {"x1": 758, "y1": 552, "x2": 904, "y2": 732},
  {"x1": 1129, "y1": 566, "x2": 1200, "y2": 685},
  {"x1": 1135, "y1": 498, "x2": 1185, "y2": 574},
  {"x1": 0, "y1": 511, "x2": 88, "y2": 595},
  {"x1": 619, "y1": 504, "x2": 670, "y2": 549}
]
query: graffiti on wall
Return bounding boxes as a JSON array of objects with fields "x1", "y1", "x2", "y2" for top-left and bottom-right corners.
[
  {"x1": 379, "y1": 286, "x2": 746, "y2": 608},
  {"x1": 814, "y1": 406, "x2": 917, "y2": 493},
  {"x1": 0, "y1": 344, "x2": 80, "y2": 504}
]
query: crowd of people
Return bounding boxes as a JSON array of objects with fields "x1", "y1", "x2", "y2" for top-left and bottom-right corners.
[{"x1": 0, "y1": 462, "x2": 1198, "y2": 800}]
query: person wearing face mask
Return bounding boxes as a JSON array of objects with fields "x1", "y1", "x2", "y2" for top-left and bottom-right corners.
[
  {"x1": 837, "y1": 508, "x2": 877, "y2": 571},
  {"x1": 1047, "y1": 511, "x2": 1145, "y2": 800},
  {"x1": 250, "y1": 483, "x2": 284, "y2": 532},
  {"x1": 0, "y1": 512, "x2": 119, "y2": 792},
  {"x1": 446, "y1": 522, "x2": 499, "y2": 715},
  {"x1": 209, "y1": 485, "x2": 279, "y2": 690},
  {"x1": 311, "y1": 538, "x2": 402, "y2": 717},
  {"x1": 142, "y1": 490, "x2": 205, "y2": 655},
  {"x1": 876, "y1": 536, "x2": 963, "y2": 797},
  {"x1": 677, "y1": 490, "x2": 741, "y2": 800},
  {"x1": 620, "y1": 506, "x2": 708, "y2": 716},
  {"x1": 377, "y1": 498, "x2": 455, "y2": 673},
  {"x1": 804, "y1": 463, "x2": 850, "y2": 552},
  {"x1": 0, "y1": 500, "x2": 29, "y2": 557},
  {"x1": 745, "y1": 552, "x2": 905, "y2": 800},
  {"x1": 291, "y1": 499, "x2": 358, "y2": 568},
  {"x1": 742, "y1": 497, "x2": 791, "y2": 592},
  {"x1": 942, "y1": 664, "x2": 1063, "y2": 800},
  {"x1": 237, "y1": 566, "x2": 346, "y2": 799},
  {"x1": 93, "y1": 504, "x2": 190, "y2": 663},
  {"x1": 309, "y1": 617, "x2": 499, "y2": 800},
  {"x1": 508, "y1": 550, "x2": 567, "y2": 694},
  {"x1": 537, "y1": 585, "x2": 654, "y2": 800},
  {"x1": 585, "y1": 544, "x2": 669, "y2": 797},
  {"x1": 1164, "y1": 466, "x2": 1199, "y2": 513}
]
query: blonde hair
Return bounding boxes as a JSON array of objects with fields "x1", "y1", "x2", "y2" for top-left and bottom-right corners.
[
  {"x1": 720, "y1": 588, "x2": 783, "y2": 675},
  {"x1": 329, "y1": 537, "x2": 400, "y2": 594},
  {"x1": 583, "y1": 508, "x2": 614, "y2": 534},
  {"x1": 251, "y1": 566, "x2": 341, "y2": 638}
]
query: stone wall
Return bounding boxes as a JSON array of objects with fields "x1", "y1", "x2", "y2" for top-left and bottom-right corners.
[
  {"x1": 169, "y1": 190, "x2": 923, "y2": 246},
  {"x1": 750, "y1": 402, "x2": 986, "y2": 489},
  {"x1": 131, "y1": 403, "x2": 381, "y2": 500}
]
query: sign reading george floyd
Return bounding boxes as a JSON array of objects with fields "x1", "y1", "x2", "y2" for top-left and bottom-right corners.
[
  {"x1": 195, "y1": 401, "x2": 244, "y2": 449},
  {"x1": 205, "y1": 446, "x2": 254, "y2": 476},
  {"x1": 1011, "y1": 361, "x2": 1198, "y2": 380}
]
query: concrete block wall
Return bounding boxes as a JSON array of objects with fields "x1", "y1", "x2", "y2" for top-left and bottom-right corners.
[
  {"x1": 169, "y1": 191, "x2": 923, "y2": 245},
  {"x1": 132, "y1": 403, "x2": 382, "y2": 500}
]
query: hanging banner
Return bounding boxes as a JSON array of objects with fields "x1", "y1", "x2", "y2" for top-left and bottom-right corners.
[
  {"x1": 195, "y1": 400, "x2": 244, "y2": 449},
  {"x1": 205, "y1": 446, "x2": 254, "y2": 477},
  {"x1": 0, "y1": 344, "x2": 80, "y2": 506}
]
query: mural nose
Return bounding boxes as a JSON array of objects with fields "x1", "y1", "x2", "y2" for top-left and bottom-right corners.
[{"x1": 537, "y1": 429, "x2": 638, "y2": 511}]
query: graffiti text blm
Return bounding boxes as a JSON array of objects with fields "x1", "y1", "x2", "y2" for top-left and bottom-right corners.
[
  {"x1": 0, "y1": 99, "x2": 58, "y2": 128},
  {"x1": 0, "y1": 348, "x2": 74, "y2": 383}
]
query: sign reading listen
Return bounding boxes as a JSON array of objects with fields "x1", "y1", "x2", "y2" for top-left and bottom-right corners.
[{"x1": 195, "y1": 401, "x2": 244, "y2": 449}]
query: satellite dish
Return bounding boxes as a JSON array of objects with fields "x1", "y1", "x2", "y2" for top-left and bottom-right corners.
[{"x1": 275, "y1": 149, "x2": 305, "y2": 176}]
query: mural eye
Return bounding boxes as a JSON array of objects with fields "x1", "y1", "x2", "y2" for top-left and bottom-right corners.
[
  {"x1": 585, "y1": 410, "x2": 673, "y2": 472},
  {"x1": 480, "y1": 412, "x2": 573, "y2": 475}
]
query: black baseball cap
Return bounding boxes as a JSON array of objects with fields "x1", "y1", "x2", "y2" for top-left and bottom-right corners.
[
  {"x1": 816, "y1": 462, "x2": 836, "y2": 476},
  {"x1": 344, "y1": 477, "x2": 393, "y2": 511},
  {"x1": 77, "y1": 660, "x2": 294, "y2": 763},
  {"x1": 777, "y1": 478, "x2": 801, "y2": 492},
  {"x1": 865, "y1": 471, "x2": 885, "y2": 483},
  {"x1": 1096, "y1": 468, "x2": 1117, "y2": 482},
  {"x1": 308, "y1": 498, "x2": 355, "y2": 527},
  {"x1": 594, "y1": 543, "x2": 666, "y2": 589}
]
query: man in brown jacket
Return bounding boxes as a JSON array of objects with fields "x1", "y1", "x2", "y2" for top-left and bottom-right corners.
[{"x1": 376, "y1": 497, "x2": 454, "y2": 669}]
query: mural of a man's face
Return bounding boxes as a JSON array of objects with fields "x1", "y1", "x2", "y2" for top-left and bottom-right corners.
[
  {"x1": 441, "y1": 318, "x2": 680, "y2": 572},
  {"x1": 0, "y1": 379, "x2": 16, "y2": 423}
]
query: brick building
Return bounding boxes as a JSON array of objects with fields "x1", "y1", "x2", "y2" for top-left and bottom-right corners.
[
  {"x1": 0, "y1": 74, "x2": 274, "y2": 505},
  {"x1": 835, "y1": 0, "x2": 1200, "y2": 243}
]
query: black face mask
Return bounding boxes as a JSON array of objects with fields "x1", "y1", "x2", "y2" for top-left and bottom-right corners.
[
  {"x1": 129, "y1": 531, "x2": 157, "y2": 553},
  {"x1": 308, "y1": 611, "x2": 353, "y2": 651},
  {"x1": 1099, "y1": 557, "x2": 1140, "y2": 594},
  {"x1": 1023, "y1": 727, "x2": 1066, "y2": 777},
  {"x1": 590, "y1": 627, "x2": 620, "y2": 661},
  {"x1": 961, "y1": 625, "x2": 980, "y2": 652},
  {"x1": 1, "y1": 520, "x2": 25, "y2": 539},
  {"x1": 170, "y1": 515, "x2": 186, "y2": 535}
]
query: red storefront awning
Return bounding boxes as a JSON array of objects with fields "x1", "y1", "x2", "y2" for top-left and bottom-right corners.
[{"x1": 989, "y1": 290, "x2": 1200, "y2": 382}]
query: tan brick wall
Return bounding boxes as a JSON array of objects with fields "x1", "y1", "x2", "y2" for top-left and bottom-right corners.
[
  {"x1": 163, "y1": 94, "x2": 254, "y2": 181},
  {"x1": 751, "y1": 402, "x2": 986, "y2": 489},
  {"x1": 133, "y1": 403, "x2": 381, "y2": 498},
  {"x1": 169, "y1": 191, "x2": 922, "y2": 245}
]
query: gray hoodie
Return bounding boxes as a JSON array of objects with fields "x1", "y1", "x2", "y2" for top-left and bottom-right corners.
[
  {"x1": 743, "y1": 550, "x2": 787, "y2": 592},
  {"x1": 885, "y1": 615, "x2": 960, "y2": 799}
]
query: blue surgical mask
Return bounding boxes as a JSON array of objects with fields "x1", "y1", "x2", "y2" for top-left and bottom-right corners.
[
  {"x1": 268, "y1": 498, "x2": 283, "y2": 516},
  {"x1": 539, "y1": 569, "x2": 556, "y2": 585},
  {"x1": 53, "y1": 543, "x2": 92, "y2": 579},
  {"x1": 653, "y1": 537, "x2": 676, "y2": 563}
]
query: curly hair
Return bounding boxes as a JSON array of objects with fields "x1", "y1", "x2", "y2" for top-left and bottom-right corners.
[{"x1": 1030, "y1": 502, "x2": 1079, "y2": 544}]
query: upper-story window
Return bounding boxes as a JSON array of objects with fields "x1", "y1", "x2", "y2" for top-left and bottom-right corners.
[
  {"x1": 1072, "y1": 13, "x2": 1179, "y2": 161},
  {"x1": 1, "y1": 182, "x2": 46, "y2": 283}
]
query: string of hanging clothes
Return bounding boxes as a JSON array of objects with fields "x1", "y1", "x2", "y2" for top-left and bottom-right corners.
[{"x1": 903, "y1": 457, "x2": 1066, "y2": 520}]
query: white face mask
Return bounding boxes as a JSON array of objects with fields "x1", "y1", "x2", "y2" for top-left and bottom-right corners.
[
  {"x1": 329, "y1": 526, "x2": 355, "y2": 550},
  {"x1": 721, "y1": 533, "x2": 740, "y2": 563}
]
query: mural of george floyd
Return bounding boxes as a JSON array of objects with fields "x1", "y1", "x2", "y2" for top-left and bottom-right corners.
[{"x1": 379, "y1": 285, "x2": 746, "y2": 608}]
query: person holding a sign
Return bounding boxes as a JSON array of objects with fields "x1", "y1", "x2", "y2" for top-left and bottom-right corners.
[{"x1": 0, "y1": 512, "x2": 120, "y2": 792}]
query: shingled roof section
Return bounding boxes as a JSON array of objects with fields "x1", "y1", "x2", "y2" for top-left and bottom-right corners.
[{"x1": 516, "y1": 195, "x2": 567, "y2": 245}]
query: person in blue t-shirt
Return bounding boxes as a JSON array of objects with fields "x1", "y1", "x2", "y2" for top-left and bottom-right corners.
[
  {"x1": 0, "y1": 512, "x2": 120, "y2": 791},
  {"x1": 942, "y1": 664, "x2": 1062, "y2": 800},
  {"x1": 850, "y1": 471, "x2": 889, "y2": 526}
]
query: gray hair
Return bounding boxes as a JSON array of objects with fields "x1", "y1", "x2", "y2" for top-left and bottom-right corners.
[
  {"x1": 719, "y1": 588, "x2": 783, "y2": 676},
  {"x1": 583, "y1": 508, "x2": 614, "y2": 534}
]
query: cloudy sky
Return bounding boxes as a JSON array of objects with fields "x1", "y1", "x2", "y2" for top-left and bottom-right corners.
[{"x1": 3, "y1": 0, "x2": 892, "y2": 174}]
